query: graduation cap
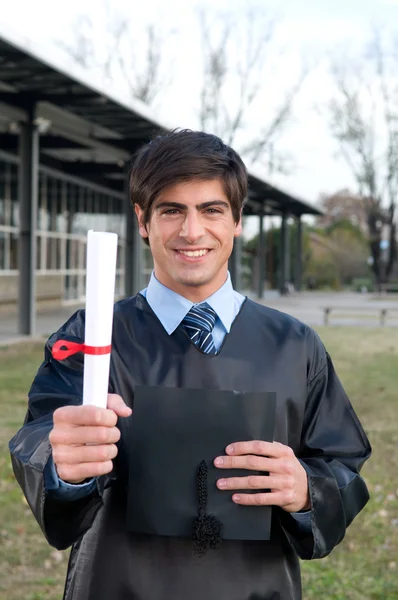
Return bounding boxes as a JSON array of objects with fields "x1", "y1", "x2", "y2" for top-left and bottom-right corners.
[{"x1": 126, "y1": 386, "x2": 276, "y2": 555}]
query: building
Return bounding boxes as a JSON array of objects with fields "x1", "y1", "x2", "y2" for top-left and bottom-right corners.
[{"x1": 0, "y1": 25, "x2": 321, "y2": 337}]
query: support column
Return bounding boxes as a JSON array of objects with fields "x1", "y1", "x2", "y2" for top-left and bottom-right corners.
[
  {"x1": 257, "y1": 204, "x2": 266, "y2": 299},
  {"x1": 18, "y1": 113, "x2": 39, "y2": 336},
  {"x1": 229, "y1": 236, "x2": 242, "y2": 291},
  {"x1": 65, "y1": 207, "x2": 74, "y2": 300},
  {"x1": 124, "y1": 190, "x2": 143, "y2": 297},
  {"x1": 284, "y1": 214, "x2": 291, "y2": 292},
  {"x1": 295, "y1": 216, "x2": 303, "y2": 292},
  {"x1": 279, "y1": 212, "x2": 288, "y2": 295}
]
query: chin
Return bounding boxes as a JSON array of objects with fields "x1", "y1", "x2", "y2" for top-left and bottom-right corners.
[
  {"x1": 176, "y1": 277, "x2": 208, "y2": 288},
  {"x1": 173, "y1": 271, "x2": 212, "y2": 288}
]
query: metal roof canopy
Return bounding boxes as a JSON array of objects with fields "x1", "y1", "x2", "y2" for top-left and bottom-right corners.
[{"x1": 0, "y1": 25, "x2": 321, "y2": 217}]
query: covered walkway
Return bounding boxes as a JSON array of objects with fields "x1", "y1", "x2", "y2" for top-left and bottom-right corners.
[{"x1": 0, "y1": 25, "x2": 321, "y2": 338}]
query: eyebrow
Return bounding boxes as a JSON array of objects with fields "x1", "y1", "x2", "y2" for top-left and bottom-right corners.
[{"x1": 155, "y1": 200, "x2": 230, "y2": 211}]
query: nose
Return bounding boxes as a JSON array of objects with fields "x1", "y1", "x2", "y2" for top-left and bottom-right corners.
[{"x1": 179, "y1": 212, "x2": 205, "y2": 243}]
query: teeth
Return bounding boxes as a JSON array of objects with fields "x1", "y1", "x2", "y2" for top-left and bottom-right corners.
[{"x1": 179, "y1": 250, "x2": 208, "y2": 257}]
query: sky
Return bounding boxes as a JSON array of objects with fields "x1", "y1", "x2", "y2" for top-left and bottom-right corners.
[{"x1": 1, "y1": 0, "x2": 398, "y2": 219}]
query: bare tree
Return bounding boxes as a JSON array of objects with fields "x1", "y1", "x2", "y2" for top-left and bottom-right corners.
[
  {"x1": 316, "y1": 189, "x2": 368, "y2": 232},
  {"x1": 60, "y1": 4, "x2": 306, "y2": 177},
  {"x1": 59, "y1": 5, "x2": 169, "y2": 105},
  {"x1": 328, "y1": 31, "x2": 398, "y2": 290},
  {"x1": 60, "y1": 16, "x2": 94, "y2": 69},
  {"x1": 198, "y1": 8, "x2": 307, "y2": 175}
]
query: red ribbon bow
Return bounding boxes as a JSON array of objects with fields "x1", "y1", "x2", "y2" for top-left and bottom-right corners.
[{"x1": 52, "y1": 340, "x2": 112, "y2": 361}]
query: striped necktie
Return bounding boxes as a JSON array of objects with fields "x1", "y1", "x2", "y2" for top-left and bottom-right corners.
[{"x1": 182, "y1": 303, "x2": 217, "y2": 355}]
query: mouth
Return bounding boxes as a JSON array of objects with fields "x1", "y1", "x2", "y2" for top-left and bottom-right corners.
[
  {"x1": 176, "y1": 249, "x2": 209, "y2": 257},
  {"x1": 173, "y1": 249, "x2": 211, "y2": 262}
]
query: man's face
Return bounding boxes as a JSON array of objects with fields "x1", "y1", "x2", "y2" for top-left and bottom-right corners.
[{"x1": 135, "y1": 179, "x2": 242, "y2": 301}]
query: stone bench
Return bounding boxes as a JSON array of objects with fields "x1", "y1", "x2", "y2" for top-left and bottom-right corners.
[{"x1": 322, "y1": 306, "x2": 398, "y2": 326}]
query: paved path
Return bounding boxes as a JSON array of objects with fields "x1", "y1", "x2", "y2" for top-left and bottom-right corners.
[
  {"x1": 1, "y1": 292, "x2": 397, "y2": 344},
  {"x1": 0, "y1": 305, "x2": 84, "y2": 344},
  {"x1": 250, "y1": 290, "x2": 398, "y2": 327}
]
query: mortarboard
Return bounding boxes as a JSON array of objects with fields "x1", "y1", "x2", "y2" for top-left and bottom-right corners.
[{"x1": 126, "y1": 386, "x2": 276, "y2": 554}]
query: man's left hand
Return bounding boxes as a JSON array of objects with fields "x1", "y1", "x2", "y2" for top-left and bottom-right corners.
[{"x1": 214, "y1": 441, "x2": 311, "y2": 513}]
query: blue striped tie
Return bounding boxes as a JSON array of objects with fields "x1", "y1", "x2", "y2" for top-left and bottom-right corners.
[{"x1": 182, "y1": 303, "x2": 217, "y2": 355}]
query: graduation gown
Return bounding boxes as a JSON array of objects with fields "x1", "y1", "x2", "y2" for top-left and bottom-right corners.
[{"x1": 9, "y1": 295, "x2": 371, "y2": 600}]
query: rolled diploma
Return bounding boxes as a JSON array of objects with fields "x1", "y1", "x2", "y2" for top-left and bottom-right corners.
[{"x1": 82, "y1": 230, "x2": 118, "y2": 408}]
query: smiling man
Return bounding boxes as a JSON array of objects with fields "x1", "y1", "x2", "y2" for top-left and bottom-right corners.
[
  {"x1": 135, "y1": 178, "x2": 239, "y2": 300},
  {"x1": 10, "y1": 129, "x2": 371, "y2": 600}
]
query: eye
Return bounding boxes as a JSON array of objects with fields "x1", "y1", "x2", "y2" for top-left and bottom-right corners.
[
  {"x1": 206, "y1": 208, "x2": 222, "y2": 214},
  {"x1": 162, "y1": 209, "x2": 180, "y2": 215}
]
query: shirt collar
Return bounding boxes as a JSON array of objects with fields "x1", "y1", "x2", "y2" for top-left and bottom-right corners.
[{"x1": 143, "y1": 272, "x2": 236, "y2": 335}]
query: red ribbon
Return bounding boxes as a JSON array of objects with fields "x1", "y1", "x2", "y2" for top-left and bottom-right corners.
[{"x1": 52, "y1": 340, "x2": 112, "y2": 361}]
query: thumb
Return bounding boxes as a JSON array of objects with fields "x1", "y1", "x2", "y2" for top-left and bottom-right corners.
[{"x1": 107, "y1": 393, "x2": 132, "y2": 418}]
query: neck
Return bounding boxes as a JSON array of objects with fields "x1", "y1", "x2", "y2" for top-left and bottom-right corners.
[{"x1": 154, "y1": 273, "x2": 228, "y2": 303}]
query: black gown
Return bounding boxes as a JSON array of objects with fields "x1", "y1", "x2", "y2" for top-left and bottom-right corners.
[{"x1": 9, "y1": 295, "x2": 371, "y2": 600}]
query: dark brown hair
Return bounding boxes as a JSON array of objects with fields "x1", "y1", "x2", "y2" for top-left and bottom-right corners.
[{"x1": 129, "y1": 129, "x2": 247, "y2": 234}]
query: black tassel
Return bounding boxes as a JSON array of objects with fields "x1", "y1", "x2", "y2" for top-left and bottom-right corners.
[{"x1": 193, "y1": 460, "x2": 223, "y2": 556}]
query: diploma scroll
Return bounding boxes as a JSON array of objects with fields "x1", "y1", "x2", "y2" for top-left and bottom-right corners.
[{"x1": 82, "y1": 230, "x2": 118, "y2": 408}]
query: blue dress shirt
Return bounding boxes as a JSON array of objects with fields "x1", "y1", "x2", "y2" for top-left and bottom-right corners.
[
  {"x1": 44, "y1": 272, "x2": 311, "y2": 532},
  {"x1": 144, "y1": 272, "x2": 245, "y2": 351}
]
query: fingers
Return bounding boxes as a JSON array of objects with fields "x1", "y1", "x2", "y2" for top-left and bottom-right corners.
[
  {"x1": 214, "y1": 448, "x2": 310, "y2": 511},
  {"x1": 50, "y1": 395, "x2": 130, "y2": 485},
  {"x1": 52, "y1": 443, "x2": 118, "y2": 465},
  {"x1": 53, "y1": 395, "x2": 132, "y2": 427},
  {"x1": 56, "y1": 460, "x2": 114, "y2": 483},
  {"x1": 107, "y1": 394, "x2": 132, "y2": 418},
  {"x1": 216, "y1": 476, "x2": 299, "y2": 509},
  {"x1": 49, "y1": 425, "x2": 121, "y2": 446},
  {"x1": 216, "y1": 475, "x2": 291, "y2": 491},
  {"x1": 225, "y1": 441, "x2": 294, "y2": 458},
  {"x1": 53, "y1": 405, "x2": 118, "y2": 427},
  {"x1": 214, "y1": 454, "x2": 281, "y2": 473},
  {"x1": 231, "y1": 492, "x2": 286, "y2": 506}
]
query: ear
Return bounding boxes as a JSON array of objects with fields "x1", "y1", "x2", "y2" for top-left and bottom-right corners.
[
  {"x1": 134, "y1": 204, "x2": 149, "y2": 239},
  {"x1": 234, "y1": 214, "x2": 243, "y2": 238}
]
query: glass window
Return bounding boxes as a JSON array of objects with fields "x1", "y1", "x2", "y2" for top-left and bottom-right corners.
[
  {"x1": 55, "y1": 179, "x2": 66, "y2": 233},
  {"x1": 39, "y1": 173, "x2": 49, "y2": 231},
  {"x1": 57, "y1": 238, "x2": 63, "y2": 270},
  {"x1": 10, "y1": 232, "x2": 18, "y2": 270},
  {"x1": 0, "y1": 161, "x2": 5, "y2": 226},
  {"x1": 0, "y1": 231, "x2": 5, "y2": 269},
  {"x1": 73, "y1": 185, "x2": 88, "y2": 235},
  {"x1": 4, "y1": 163, "x2": 11, "y2": 227},
  {"x1": 115, "y1": 273, "x2": 123, "y2": 297},
  {"x1": 86, "y1": 189, "x2": 93, "y2": 217},
  {"x1": 66, "y1": 183, "x2": 76, "y2": 234},
  {"x1": 116, "y1": 242, "x2": 123, "y2": 269},
  {"x1": 79, "y1": 185, "x2": 87, "y2": 217},
  {"x1": 3, "y1": 231, "x2": 10, "y2": 270},
  {"x1": 65, "y1": 274, "x2": 78, "y2": 301},
  {"x1": 48, "y1": 176, "x2": 58, "y2": 233},
  {"x1": 11, "y1": 198, "x2": 19, "y2": 229},
  {"x1": 44, "y1": 236, "x2": 55, "y2": 270},
  {"x1": 10, "y1": 163, "x2": 19, "y2": 228},
  {"x1": 120, "y1": 214, "x2": 126, "y2": 240},
  {"x1": 36, "y1": 235, "x2": 41, "y2": 270},
  {"x1": 70, "y1": 239, "x2": 79, "y2": 270}
]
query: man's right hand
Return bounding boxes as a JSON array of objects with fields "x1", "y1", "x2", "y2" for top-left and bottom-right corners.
[{"x1": 49, "y1": 394, "x2": 132, "y2": 484}]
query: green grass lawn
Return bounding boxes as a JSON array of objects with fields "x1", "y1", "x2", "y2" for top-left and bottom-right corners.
[{"x1": 0, "y1": 328, "x2": 397, "y2": 599}]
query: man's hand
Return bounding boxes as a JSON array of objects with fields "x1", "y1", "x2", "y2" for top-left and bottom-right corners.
[
  {"x1": 49, "y1": 394, "x2": 132, "y2": 484},
  {"x1": 214, "y1": 441, "x2": 310, "y2": 513}
]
